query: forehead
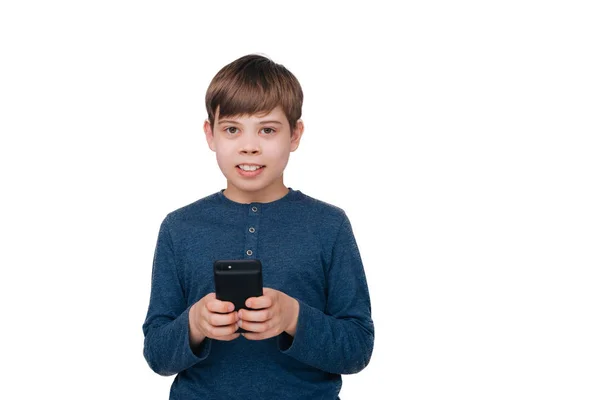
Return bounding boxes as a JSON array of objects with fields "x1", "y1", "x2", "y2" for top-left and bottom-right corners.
[{"x1": 215, "y1": 105, "x2": 287, "y2": 123}]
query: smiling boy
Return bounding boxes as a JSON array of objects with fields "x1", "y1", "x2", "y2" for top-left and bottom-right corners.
[
  {"x1": 207, "y1": 104, "x2": 301, "y2": 205},
  {"x1": 142, "y1": 54, "x2": 374, "y2": 399}
]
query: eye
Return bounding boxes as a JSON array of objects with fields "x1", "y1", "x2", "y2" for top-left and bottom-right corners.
[
  {"x1": 261, "y1": 127, "x2": 276, "y2": 134},
  {"x1": 225, "y1": 127, "x2": 239, "y2": 134}
]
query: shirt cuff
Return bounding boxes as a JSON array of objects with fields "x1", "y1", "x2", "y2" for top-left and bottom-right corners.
[
  {"x1": 183, "y1": 306, "x2": 212, "y2": 362},
  {"x1": 277, "y1": 298, "x2": 316, "y2": 357}
]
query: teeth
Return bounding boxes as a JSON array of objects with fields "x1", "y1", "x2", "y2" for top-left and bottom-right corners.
[{"x1": 238, "y1": 165, "x2": 263, "y2": 171}]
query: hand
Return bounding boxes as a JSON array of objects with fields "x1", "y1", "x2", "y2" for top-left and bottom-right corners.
[
  {"x1": 237, "y1": 287, "x2": 299, "y2": 340},
  {"x1": 189, "y1": 293, "x2": 240, "y2": 345}
]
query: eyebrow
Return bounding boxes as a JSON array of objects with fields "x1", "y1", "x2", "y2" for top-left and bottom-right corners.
[{"x1": 217, "y1": 119, "x2": 283, "y2": 125}]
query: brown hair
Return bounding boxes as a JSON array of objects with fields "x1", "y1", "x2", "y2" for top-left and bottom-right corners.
[{"x1": 205, "y1": 54, "x2": 303, "y2": 133}]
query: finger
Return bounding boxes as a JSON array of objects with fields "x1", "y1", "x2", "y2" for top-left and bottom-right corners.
[
  {"x1": 220, "y1": 332, "x2": 241, "y2": 341},
  {"x1": 262, "y1": 287, "x2": 275, "y2": 295},
  {"x1": 207, "y1": 299, "x2": 235, "y2": 313},
  {"x1": 205, "y1": 322, "x2": 240, "y2": 338},
  {"x1": 208, "y1": 311, "x2": 239, "y2": 327},
  {"x1": 246, "y1": 295, "x2": 273, "y2": 310},
  {"x1": 241, "y1": 332, "x2": 265, "y2": 341},
  {"x1": 237, "y1": 319, "x2": 269, "y2": 334},
  {"x1": 238, "y1": 308, "x2": 270, "y2": 322}
]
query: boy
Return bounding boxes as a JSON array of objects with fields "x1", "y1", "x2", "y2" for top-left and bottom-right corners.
[{"x1": 142, "y1": 54, "x2": 374, "y2": 399}]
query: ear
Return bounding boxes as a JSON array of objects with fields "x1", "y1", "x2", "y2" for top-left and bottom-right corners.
[
  {"x1": 204, "y1": 119, "x2": 216, "y2": 152},
  {"x1": 290, "y1": 119, "x2": 304, "y2": 152}
]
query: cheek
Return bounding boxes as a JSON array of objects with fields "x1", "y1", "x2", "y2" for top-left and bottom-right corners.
[
  {"x1": 265, "y1": 141, "x2": 291, "y2": 159},
  {"x1": 215, "y1": 144, "x2": 234, "y2": 160},
  {"x1": 215, "y1": 149, "x2": 233, "y2": 171}
]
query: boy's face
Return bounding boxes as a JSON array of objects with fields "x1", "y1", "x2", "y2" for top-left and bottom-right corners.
[{"x1": 204, "y1": 106, "x2": 304, "y2": 204}]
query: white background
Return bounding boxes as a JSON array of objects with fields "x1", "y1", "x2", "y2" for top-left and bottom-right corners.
[{"x1": 1, "y1": 1, "x2": 599, "y2": 399}]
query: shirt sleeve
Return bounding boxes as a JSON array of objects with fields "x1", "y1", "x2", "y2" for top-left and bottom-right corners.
[
  {"x1": 142, "y1": 215, "x2": 211, "y2": 376},
  {"x1": 278, "y1": 211, "x2": 375, "y2": 375}
]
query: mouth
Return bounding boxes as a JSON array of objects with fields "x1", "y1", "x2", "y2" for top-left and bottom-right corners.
[
  {"x1": 236, "y1": 164, "x2": 266, "y2": 177},
  {"x1": 236, "y1": 165, "x2": 265, "y2": 170}
]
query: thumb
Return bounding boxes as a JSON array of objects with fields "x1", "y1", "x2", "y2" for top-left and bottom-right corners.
[{"x1": 262, "y1": 287, "x2": 275, "y2": 295}]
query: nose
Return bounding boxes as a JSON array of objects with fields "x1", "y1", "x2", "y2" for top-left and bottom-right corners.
[
  {"x1": 239, "y1": 135, "x2": 261, "y2": 154},
  {"x1": 242, "y1": 149, "x2": 260, "y2": 154}
]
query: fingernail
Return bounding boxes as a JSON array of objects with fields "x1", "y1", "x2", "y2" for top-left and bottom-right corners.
[
  {"x1": 229, "y1": 304, "x2": 234, "y2": 312},
  {"x1": 237, "y1": 320, "x2": 243, "y2": 327}
]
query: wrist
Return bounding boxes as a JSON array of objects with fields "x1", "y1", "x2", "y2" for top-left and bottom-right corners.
[
  {"x1": 285, "y1": 297, "x2": 299, "y2": 337},
  {"x1": 188, "y1": 304, "x2": 206, "y2": 345}
]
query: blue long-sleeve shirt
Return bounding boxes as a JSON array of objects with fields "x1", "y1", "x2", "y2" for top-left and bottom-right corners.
[{"x1": 142, "y1": 187, "x2": 374, "y2": 399}]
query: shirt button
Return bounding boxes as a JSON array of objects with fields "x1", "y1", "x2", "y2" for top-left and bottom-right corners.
[
  {"x1": 246, "y1": 250, "x2": 253, "y2": 256},
  {"x1": 249, "y1": 227, "x2": 255, "y2": 233},
  {"x1": 251, "y1": 206, "x2": 258, "y2": 212}
]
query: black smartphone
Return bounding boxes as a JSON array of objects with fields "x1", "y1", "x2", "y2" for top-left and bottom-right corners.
[{"x1": 213, "y1": 259, "x2": 263, "y2": 333}]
